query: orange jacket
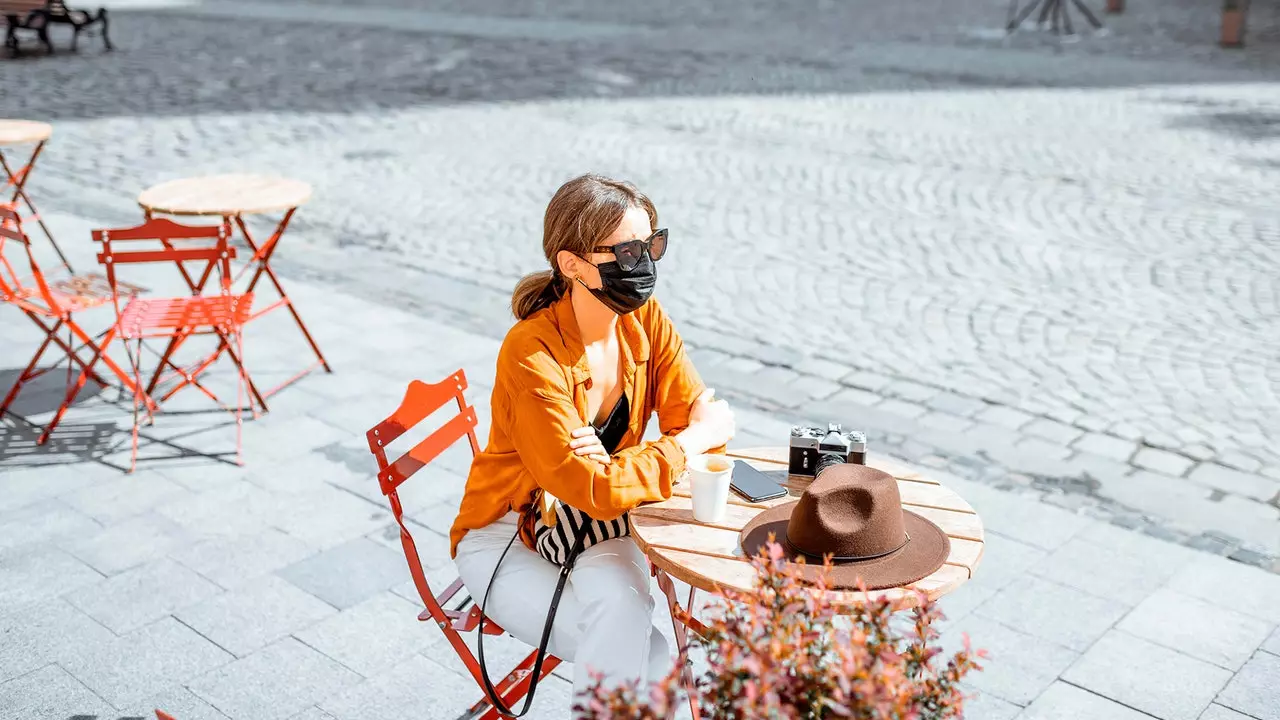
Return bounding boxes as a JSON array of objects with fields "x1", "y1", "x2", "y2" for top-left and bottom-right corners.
[{"x1": 449, "y1": 294, "x2": 711, "y2": 557}]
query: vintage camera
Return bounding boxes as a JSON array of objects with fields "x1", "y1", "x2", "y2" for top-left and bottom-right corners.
[{"x1": 788, "y1": 424, "x2": 867, "y2": 477}]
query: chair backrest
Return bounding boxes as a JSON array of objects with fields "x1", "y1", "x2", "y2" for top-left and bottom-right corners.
[
  {"x1": 92, "y1": 217, "x2": 236, "y2": 300},
  {"x1": 366, "y1": 370, "x2": 480, "y2": 610},
  {"x1": 0, "y1": 203, "x2": 60, "y2": 314}
]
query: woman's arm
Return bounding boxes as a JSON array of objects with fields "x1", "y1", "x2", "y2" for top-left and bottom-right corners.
[{"x1": 505, "y1": 351, "x2": 685, "y2": 522}]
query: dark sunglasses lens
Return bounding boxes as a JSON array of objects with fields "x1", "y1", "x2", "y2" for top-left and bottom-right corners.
[
  {"x1": 649, "y1": 230, "x2": 668, "y2": 261},
  {"x1": 614, "y1": 242, "x2": 643, "y2": 270}
]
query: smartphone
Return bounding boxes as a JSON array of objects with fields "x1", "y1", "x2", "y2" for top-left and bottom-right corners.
[{"x1": 730, "y1": 460, "x2": 788, "y2": 503}]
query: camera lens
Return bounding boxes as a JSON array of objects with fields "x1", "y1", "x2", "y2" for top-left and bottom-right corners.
[{"x1": 815, "y1": 451, "x2": 844, "y2": 476}]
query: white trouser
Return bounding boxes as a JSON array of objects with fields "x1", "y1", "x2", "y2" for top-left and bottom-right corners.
[{"x1": 453, "y1": 511, "x2": 671, "y2": 700}]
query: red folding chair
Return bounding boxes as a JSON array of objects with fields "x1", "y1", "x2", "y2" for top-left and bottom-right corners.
[
  {"x1": 0, "y1": 204, "x2": 147, "y2": 442},
  {"x1": 367, "y1": 371, "x2": 563, "y2": 720},
  {"x1": 93, "y1": 217, "x2": 255, "y2": 472}
]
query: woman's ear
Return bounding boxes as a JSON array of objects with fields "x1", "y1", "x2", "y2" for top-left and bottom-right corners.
[{"x1": 555, "y1": 249, "x2": 582, "y2": 281}]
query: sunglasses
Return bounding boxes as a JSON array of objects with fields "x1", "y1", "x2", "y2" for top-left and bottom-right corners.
[{"x1": 590, "y1": 228, "x2": 668, "y2": 272}]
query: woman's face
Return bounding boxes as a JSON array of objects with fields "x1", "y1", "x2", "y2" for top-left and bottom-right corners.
[{"x1": 559, "y1": 205, "x2": 654, "y2": 290}]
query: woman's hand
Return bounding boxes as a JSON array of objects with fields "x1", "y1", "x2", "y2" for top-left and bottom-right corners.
[
  {"x1": 678, "y1": 388, "x2": 736, "y2": 456},
  {"x1": 569, "y1": 425, "x2": 611, "y2": 465}
]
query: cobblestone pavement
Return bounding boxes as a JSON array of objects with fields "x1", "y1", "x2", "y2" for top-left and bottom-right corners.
[{"x1": 6, "y1": 0, "x2": 1278, "y2": 567}]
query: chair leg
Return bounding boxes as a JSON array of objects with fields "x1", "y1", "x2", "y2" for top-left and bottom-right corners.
[
  {"x1": 97, "y1": 8, "x2": 111, "y2": 51},
  {"x1": 128, "y1": 338, "x2": 143, "y2": 473},
  {"x1": 0, "y1": 319, "x2": 60, "y2": 417},
  {"x1": 39, "y1": 324, "x2": 121, "y2": 445}
]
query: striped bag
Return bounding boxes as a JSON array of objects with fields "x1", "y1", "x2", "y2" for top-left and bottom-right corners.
[{"x1": 533, "y1": 500, "x2": 630, "y2": 566}]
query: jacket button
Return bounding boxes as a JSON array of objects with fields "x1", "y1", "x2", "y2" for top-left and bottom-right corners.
[{"x1": 584, "y1": 378, "x2": 593, "y2": 390}]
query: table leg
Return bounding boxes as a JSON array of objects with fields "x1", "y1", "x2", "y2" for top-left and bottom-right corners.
[
  {"x1": 654, "y1": 566, "x2": 701, "y2": 720},
  {"x1": 0, "y1": 142, "x2": 72, "y2": 274}
]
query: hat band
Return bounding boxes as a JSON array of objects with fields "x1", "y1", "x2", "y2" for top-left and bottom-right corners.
[{"x1": 786, "y1": 532, "x2": 910, "y2": 563}]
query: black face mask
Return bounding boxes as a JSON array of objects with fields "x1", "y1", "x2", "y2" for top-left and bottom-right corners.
[{"x1": 575, "y1": 251, "x2": 657, "y2": 315}]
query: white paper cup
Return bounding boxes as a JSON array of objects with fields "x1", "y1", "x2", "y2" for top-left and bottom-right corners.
[{"x1": 688, "y1": 454, "x2": 734, "y2": 523}]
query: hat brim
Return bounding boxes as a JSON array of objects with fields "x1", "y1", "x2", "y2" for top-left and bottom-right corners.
[{"x1": 739, "y1": 501, "x2": 951, "y2": 591}]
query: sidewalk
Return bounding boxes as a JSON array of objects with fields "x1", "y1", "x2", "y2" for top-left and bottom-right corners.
[{"x1": 1, "y1": 210, "x2": 1277, "y2": 720}]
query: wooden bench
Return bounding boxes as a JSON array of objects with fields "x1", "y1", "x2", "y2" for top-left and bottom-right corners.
[{"x1": 2, "y1": 0, "x2": 111, "y2": 57}]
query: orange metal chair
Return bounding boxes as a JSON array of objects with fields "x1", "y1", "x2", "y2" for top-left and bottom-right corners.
[
  {"x1": 93, "y1": 217, "x2": 254, "y2": 472},
  {"x1": 367, "y1": 371, "x2": 563, "y2": 720},
  {"x1": 0, "y1": 203, "x2": 147, "y2": 442}
]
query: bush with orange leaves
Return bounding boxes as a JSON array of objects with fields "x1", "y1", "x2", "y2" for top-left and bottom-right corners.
[{"x1": 573, "y1": 540, "x2": 985, "y2": 719}]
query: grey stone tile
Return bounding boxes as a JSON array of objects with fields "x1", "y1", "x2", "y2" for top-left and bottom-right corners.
[
  {"x1": 1062, "y1": 630, "x2": 1232, "y2": 720},
  {"x1": 1075, "y1": 522, "x2": 1202, "y2": 566},
  {"x1": 840, "y1": 370, "x2": 892, "y2": 392},
  {"x1": 792, "y1": 356, "x2": 850, "y2": 383},
  {"x1": 925, "y1": 392, "x2": 988, "y2": 418},
  {"x1": 974, "y1": 405, "x2": 1034, "y2": 431},
  {"x1": 1061, "y1": 452, "x2": 1130, "y2": 484},
  {"x1": 959, "y1": 689, "x2": 1021, "y2": 720},
  {"x1": 0, "y1": 664, "x2": 115, "y2": 720},
  {"x1": 917, "y1": 411, "x2": 975, "y2": 435},
  {"x1": 1013, "y1": 436, "x2": 1071, "y2": 461},
  {"x1": 190, "y1": 637, "x2": 362, "y2": 720},
  {"x1": 0, "y1": 463, "x2": 98, "y2": 514},
  {"x1": 960, "y1": 484, "x2": 1094, "y2": 551},
  {"x1": 60, "y1": 470, "x2": 192, "y2": 524},
  {"x1": 365, "y1": 519, "x2": 451, "y2": 571},
  {"x1": 883, "y1": 379, "x2": 939, "y2": 403},
  {"x1": 789, "y1": 374, "x2": 841, "y2": 400},
  {"x1": 68, "y1": 557, "x2": 223, "y2": 634},
  {"x1": 0, "y1": 598, "x2": 116, "y2": 684},
  {"x1": 1022, "y1": 418, "x2": 1084, "y2": 446},
  {"x1": 1199, "y1": 704, "x2": 1258, "y2": 720},
  {"x1": 1215, "y1": 651, "x2": 1280, "y2": 720},
  {"x1": 271, "y1": 484, "x2": 392, "y2": 550},
  {"x1": 1133, "y1": 447, "x2": 1195, "y2": 477},
  {"x1": 975, "y1": 576, "x2": 1128, "y2": 652},
  {"x1": 1071, "y1": 433, "x2": 1135, "y2": 462},
  {"x1": 1116, "y1": 588, "x2": 1274, "y2": 671},
  {"x1": 294, "y1": 592, "x2": 442, "y2": 677},
  {"x1": 155, "y1": 480, "x2": 286, "y2": 538},
  {"x1": 155, "y1": 461, "x2": 253, "y2": 493},
  {"x1": 289, "y1": 707, "x2": 339, "y2": 720},
  {"x1": 278, "y1": 537, "x2": 408, "y2": 610},
  {"x1": 121, "y1": 686, "x2": 234, "y2": 720},
  {"x1": 0, "y1": 498, "x2": 103, "y2": 552},
  {"x1": 177, "y1": 575, "x2": 337, "y2": 657},
  {"x1": 59, "y1": 511, "x2": 199, "y2": 576},
  {"x1": 1263, "y1": 625, "x2": 1280, "y2": 656},
  {"x1": 239, "y1": 415, "x2": 353, "y2": 464},
  {"x1": 243, "y1": 451, "x2": 371, "y2": 497},
  {"x1": 1187, "y1": 463, "x2": 1280, "y2": 502},
  {"x1": 1019, "y1": 681, "x2": 1151, "y2": 720},
  {"x1": 828, "y1": 386, "x2": 884, "y2": 407},
  {"x1": 0, "y1": 546, "x2": 103, "y2": 611},
  {"x1": 933, "y1": 580, "x2": 1000, "y2": 634},
  {"x1": 877, "y1": 397, "x2": 929, "y2": 419},
  {"x1": 1167, "y1": 553, "x2": 1280, "y2": 624},
  {"x1": 940, "y1": 614, "x2": 1079, "y2": 706},
  {"x1": 62, "y1": 616, "x2": 234, "y2": 709},
  {"x1": 1030, "y1": 534, "x2": 1188, "y2": 606},
  {"x1": 407, "y1": 499, "x2": 462, "y2": 537},
  {"x1": 317, "y1": 653, "x2": 490, "y2": 720},
  {"x1": 959, "y1": 532, "x2": 1048, "y2": 598},
  {"x1": 169, "y1": 528, "x2": 319, "y2": 589}
]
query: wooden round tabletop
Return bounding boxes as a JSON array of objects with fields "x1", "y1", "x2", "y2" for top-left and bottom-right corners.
[
  {"x1": 0, "y1": 120, "x2": 53, "y2": 146},
  {"x1": 630, "y1": 446, "x2": 985, "y2": 609},
  {"x1": 137, "y1": 174, "x2": 312, "y2": 217}
]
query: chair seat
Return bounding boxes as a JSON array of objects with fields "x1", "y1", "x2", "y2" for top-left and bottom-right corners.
[
  {"x1": 9, "y1": 272, "x2": 143, "y2": 315},
  {"x1": 117, "y1": 293, "x2": 253, "y2": 339}
]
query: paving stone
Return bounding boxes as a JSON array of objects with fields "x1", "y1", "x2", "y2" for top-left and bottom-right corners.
[
  {"x1": 1263, "y1": 626, "x2": 1280, "y2": 656},
  {"x1": 294, "y1": 592, "x2": 444, "y2": 677},
  {"x1": 826, "y1": 386, "x2": 884, "y2": 407},
  {"x1": 0, "y1": 598, "x2": 116, "y2": 684},
  {"x1": 1167, "y1": 553, "x2": 1280, "y2": 624},
  {"x1": 1071, "y1": 433, "x2": 1136, "y2": 462},
  {"x1": 0, "y1": 498, "x2": 103, "y2": 553},
  {"x1": 277, "y1": 536, "x2": 409, "y2": 610},
  {"x1": 170, "y1": 528, "x2": 320, "y2": 589},
  {"x1": 974, "y1": 575, "x2": 1128, "y2": 652},
  {"x1": 719, "y1": 355, "x2": 764, "y2": 374},
  {"x1": 60, "y1": 470, "x2": 192, "y2": 524},
  {"x1": 0, "y1": 546, "x2": 103, "y2": 611},
  {"x1": 1199, "y1": 704, "x2": 1259, "y2": 720},
  {"x1": 1133, "y1": 447, "x2": 1195, "y2": 477},
  {"x1": 270, "y1": 483, "x2": 392, "y2": 550},
  {"x1": 0, "y1": 663, "x2": 116, "y2": 720},
  {"x1": 939, "y1": 614, "x2": 1078, "y2": 706},
  {"x1": 959, "y1": 689, "x2": 1021, "y2": 720},
  {"x1": 932, "y1": 580, "x2": 1000, "y2": 634},
  {"x1": 1030, "y1": 533, "x2": 1189, "y2": 606},
  {"x1": 1021, "y1": 418, "x2": 1084, "y2": 446},
  {"x1": 1062, "y1": 630, "x2": 1233, "y2": 720},
  {"x1": 916, "y1": 410, "x2": 974, "y2": 435},
  {"x1": 177, "y1": 575, "x2": 337, "y2": 657},
  {"x1": 974, "y1": 405, "x2": 1035, "y2": 431},
  {"x1": 923, "y1": 392, "x2": 987, "y2": 418},
  {"x1": 191, "y1": 637, "x2": 362, "y2": 720},
  {"x1": 792, "y1": 356, "x2": 851, "y2": 383},
  {"x1": 120, "y1": 686, "x2": 234, "y2": 720},
  {"x1": 1061, "y1": 452, "x2": 1130, "y2": 484},
  {"x1": 1214, "y1": 651, "x2": 1280, "y2": 720},
  {"x1": 839, "y1": 369, "x2": 893, "y2": 392},
  {"x1": 1217, "y1": 451, "x2": 1264, "y2": 474},
  {"x1": 59, "y1": 511, "x2": 199, "y2": 576},
  {"x1": 0, "y1": 464, "x2": 99, "y2": 515},
  {"x1": 876, "y1": 397, "x2": 929, "y2": 419},
  {"x1": 788, "y1": 373, "x2": 841, "y2": 400},
  {"x1": 957, "y1": 484, "x2": 1093, "y2": 551},
  {"x1": 62, "y1": 615, "x2": 235, "y2": 709},
  {"x1": 882, "y1": 379, "x2": 939, "y2": 403},
  {"x1": 68, "y1": 557, "x2": 223, "y2": 634},
  {"x1": 1115, "y1": 588, "x2": 1274, "y2": 671},
  {"x1": 1020, "y1": 681, "x2": 1152, "y2": 720},
  {"x1": 1187, "y1": 463, "x2": 1280, "y2": 503},
  {"x1": 1012, "y1": 436, "x2": 1071, "y2": 461},
  {"x1": 317, "y1": 653, "x2": 506, "y2": 720}
]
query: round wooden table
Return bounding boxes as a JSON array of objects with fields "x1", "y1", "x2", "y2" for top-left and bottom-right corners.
[
  {"x1": 0, "y1": 119, "x2": 69, "y2": 270},
  {"x1": 136, "y1": 174, "x2": 329, "y2": 408}
]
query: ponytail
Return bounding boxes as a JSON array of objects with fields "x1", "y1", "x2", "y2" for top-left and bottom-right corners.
[{"x1": 511, "y1": 270, "x2": 566, "y2": 320}]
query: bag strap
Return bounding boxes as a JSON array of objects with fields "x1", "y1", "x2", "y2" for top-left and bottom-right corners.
[{"x1": 475, "y1": 514, "x2": 590, "y2": 717}]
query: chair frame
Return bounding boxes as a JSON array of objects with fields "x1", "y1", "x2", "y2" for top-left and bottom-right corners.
[
  {"x1": 367, "y1": 371, "x2": 563, "y2": 720},
  {"x1": 93, "y1": 217, "x2": 254, "y2": 472},
  {"x1": 0, "y1": 203, "x2": 148, "y2": 443}
]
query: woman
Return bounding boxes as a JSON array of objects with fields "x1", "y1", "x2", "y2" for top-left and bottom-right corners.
[{"x1": 450, "y1": 174, "x2": 736, "y2": 705}]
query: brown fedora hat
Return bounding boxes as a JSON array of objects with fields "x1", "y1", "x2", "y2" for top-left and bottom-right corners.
[{"x1": 739, "y1": 464, "x2": 950, "y2": 590}]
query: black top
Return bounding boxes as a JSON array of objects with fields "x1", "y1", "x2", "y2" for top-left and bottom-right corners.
[{"x1": 593, "y1": 393, "x2": 630, "y2": 455}]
